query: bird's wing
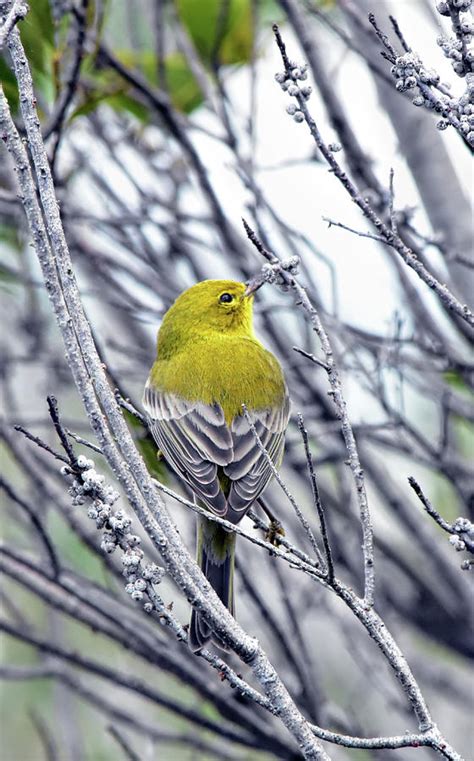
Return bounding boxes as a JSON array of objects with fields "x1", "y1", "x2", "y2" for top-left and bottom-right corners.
[
  {"x1": 224, "y1": 393, "x2": 290, "y2": 524},
  {"x1": 143, "y1": 383, "x2": 290, "y2": 523},
  {"x1": 143, "y1": 382, "x2": 233, "y2": 516}
]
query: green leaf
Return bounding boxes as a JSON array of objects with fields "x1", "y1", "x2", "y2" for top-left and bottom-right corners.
[
  {"x1": 0, "y1": 223, "x2": 22, "y2": 252},
  {"x1": 69, "y1": 50, "x2": 151, "y2": 123},
  {"x1": 0, "y1": 265, "x2": 19, "y2": 292},
  {"x1": 176, "y1": 0, "x2": 253, "y2": 66},
  {"x1": 115, "y1": 49, "x2": 157, "y2": 82},
  {"x1": 122, "y1": 409, "x2": 168, "y2": 480},
  {"x1": 71, "y1": 88, "x2": 150, "y2": 122},
  {"x1": 443, "y1": 370, "x2": 471, "y2": 393},
  {"x1": 106, "y1": 92, "x2": 150, "y2": 121},
  {"x1": 29, "y1": 0, "x2": 54, "y2": 48},
  {"x1": 0, "y1": 58, "x2": 19, "y2": 112},
  {"x1": 2, "y1": 0, "x2": 55, "y2": 114},
  {"x1": 73, "y1": 31, "x2": 219, "y2": 122},
  {"x1": 69, "y1": 92, "x2": 110, "y2": 120},
  {"x1": 18, "y1": 4, "x2": 53, "y2": 78},
  {"x1": 108, "y1": 50, "x2": 203, "y2": 114},
  {"x1": 452, "y1": 417, "x2": 474, "y2": 460},
  {"x1": 165, "y1": 52, "x2": 203, "y2": 113}
]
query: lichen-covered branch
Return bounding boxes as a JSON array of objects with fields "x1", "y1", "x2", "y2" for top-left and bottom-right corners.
[
  {"x1": 0, "y1": 0, "x2": 27, "y2": 49},
  {"x1": 272, "y1": 24, "x2": 474, "y2": 327},
  {"x1": 243, "y1": 219, "x2": 375, "y2": 607}
]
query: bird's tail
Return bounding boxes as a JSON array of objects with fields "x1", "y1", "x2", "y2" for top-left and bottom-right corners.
[{"x1": 189, "y1": 516, "x2": 236, "y2": 652}]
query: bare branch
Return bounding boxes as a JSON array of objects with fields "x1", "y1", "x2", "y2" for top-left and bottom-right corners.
[
  {"x1": 108, "y1": 727, "x2": 142, "y2": 761},
  {"x1": 0, "y1": 0, "x2": 27, "y2": 49},
  {"x1": 272, "y1": 24, "x2": 474, "y2": 327},
  {"x1": 0, "y1": 476, "x2": 60, "y2": 578},
  {"x1": 297, "y1": 414, "x2": 334, "y2": 582},
  {"x1": 242, "y1": 403, "x2": 325, "y2": 566},
  {"x1": 243, "y1": 219, "x2": 375, "y2": 608},
  {"x1": 408, "y1": 476, "x2": 474, "y2": 558}
]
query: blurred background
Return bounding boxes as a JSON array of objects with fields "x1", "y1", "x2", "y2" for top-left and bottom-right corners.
[{"x1": 1, "y1": 0, "x2": 473, "y2": 759}]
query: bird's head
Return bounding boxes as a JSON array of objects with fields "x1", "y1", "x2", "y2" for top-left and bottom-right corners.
[{"x1": 157, "y1": 279, "x2": 264, "y2": 357}]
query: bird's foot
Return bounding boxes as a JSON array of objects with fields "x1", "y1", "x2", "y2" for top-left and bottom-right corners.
[{"x1": 265, "y1": 519, "x2": 286, "y2": 546}]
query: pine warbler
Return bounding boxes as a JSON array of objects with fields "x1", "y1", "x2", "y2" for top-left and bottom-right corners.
[{"x1": 143, "y1": 279, "x2": 289, "y2": 650}]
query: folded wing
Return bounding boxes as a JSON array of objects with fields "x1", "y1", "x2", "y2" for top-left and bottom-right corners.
[
  {"x1": 224, "y1": 398, "x2": 290, "y2": 523},
  {"x1": 143, "y1": 382, "x2": 289, "y2": 522}
]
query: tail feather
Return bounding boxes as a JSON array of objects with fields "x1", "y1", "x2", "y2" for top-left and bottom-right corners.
[{"x1": 189, "y1": 518, "x2": 235, "y2": 652}]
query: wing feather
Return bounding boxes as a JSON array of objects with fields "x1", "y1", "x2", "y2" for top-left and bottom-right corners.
[
  {"x1": 224, "y1": 397, "x2": 290, "y2": 522},
  {"x1": 143, "y1": 380, "x2": 290, "y2": 522},
  {"x1": 143, "y1": 382, "x2": 232, "y2": 515}
]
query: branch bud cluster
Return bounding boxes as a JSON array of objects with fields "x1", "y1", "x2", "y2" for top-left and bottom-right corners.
[
  {"x1": 275, "y1": 63, "x2": 311, "y2": 123},
  {"x1": 391, "y1": 52, "x2": 439, "y2": 92},
  {"x1": 374, "y1": 1, "x2": 473, "y2": 142},
  {"x1": 436, "y1": 0, "x2": 473, "y2": 79},
  {"x1": 258, "y1": 256, "x2": 300, "y2": 293},
  {"x1": 60, "y1": 455, "x2": 165, "y2": 608},
  {"x1": 437, "y1": 33, "x2": 473, "y2": 77},
  {"x1": 437, "y1": 0, "x2": 471, "y2": 13},
  {"x1": 449, "y1": 516, "x2": 474, "y2": 558}
]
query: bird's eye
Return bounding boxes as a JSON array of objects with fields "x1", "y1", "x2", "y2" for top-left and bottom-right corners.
[{"x1": 219, "y1": 293, "x2": 234, "y2": 304}]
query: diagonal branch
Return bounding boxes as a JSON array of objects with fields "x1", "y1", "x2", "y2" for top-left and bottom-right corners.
[
  {"x1": 271, "y1": 24, "x2": 474, "y2": 329},
  {"x1": 0, "y1": 0, "x2": 27, "y2": 48},
  {"x1": 243, "y1": 219, "x2": 375, "y2": 607}
]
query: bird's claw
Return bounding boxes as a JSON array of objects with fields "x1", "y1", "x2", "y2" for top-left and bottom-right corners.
[{"x1": 265, "y1": 519, "x2": 286, "y2": 546}]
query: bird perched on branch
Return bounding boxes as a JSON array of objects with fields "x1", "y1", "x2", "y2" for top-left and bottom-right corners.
[{"x1": 143, "y1": 279, "x2": 289, "y2": 650}]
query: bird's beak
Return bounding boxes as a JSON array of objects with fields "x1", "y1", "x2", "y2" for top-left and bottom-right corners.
[{"x1": 244, "y1": 274, "x2": 266, "y2": 298}]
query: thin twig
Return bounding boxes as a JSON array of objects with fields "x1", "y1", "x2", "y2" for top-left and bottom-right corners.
[
  {"x1": 47, "y1": 395, "x2": 78, "y2": 467},
  {"x1": 108, "y1": 727, "x2": 141, "y2": 761},
  {"x1": 29, "y1": 710, "x2": 59, "y2": 761},
  {"x1": 243, "y1": 219, "x2": 375, "y2": 608},
  {"x1": 297, "y1": 414, "x2": 334, "y2": 582},
  {"x1": 293, "y1": 346, "x2": 330, "y2": 372},
  {"x1": 389, "y1": 15, "x2": 410, "y2": 53},
  {"x1": 388, "y1": 168, "x2": 397, "y2": 233},
  {"x1": 408, "y1": 477, "x2": 453, "y2": 533},
  {"x1": 322, "y1": 216, "x2": 388, "y2": 245},
  {"x1": 242, "y1": 404, "x2": 325, "y2": 566},
  {"x1": 14, "y1": 424, "x2": 69, "y2": 464},
  {"x1": 114, "y1": 389, "x2": 147, "y2": 425},
  {"x1": 0, "y1": 476, "x2": 60, "y2": 578},
  {"x1": 65, "y1": 429, "x2": 102, "y2": 454},
  {"x1": 271, "y1": 24, "x2": 474, "y2": 328},
  {"x1": 45, "y1": 0, "x2": 89, "y2": 175},
  {"x1": 408, "y1": 477, "x2": 474, "y2": 556},
  {"x1": 367, "y1": 12, "x2": 398, "y2": 62}
]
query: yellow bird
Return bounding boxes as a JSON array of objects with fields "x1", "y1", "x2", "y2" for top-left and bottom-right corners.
[{"x1": 143, "y1": 279, "x2": 289, "y2": 650}]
